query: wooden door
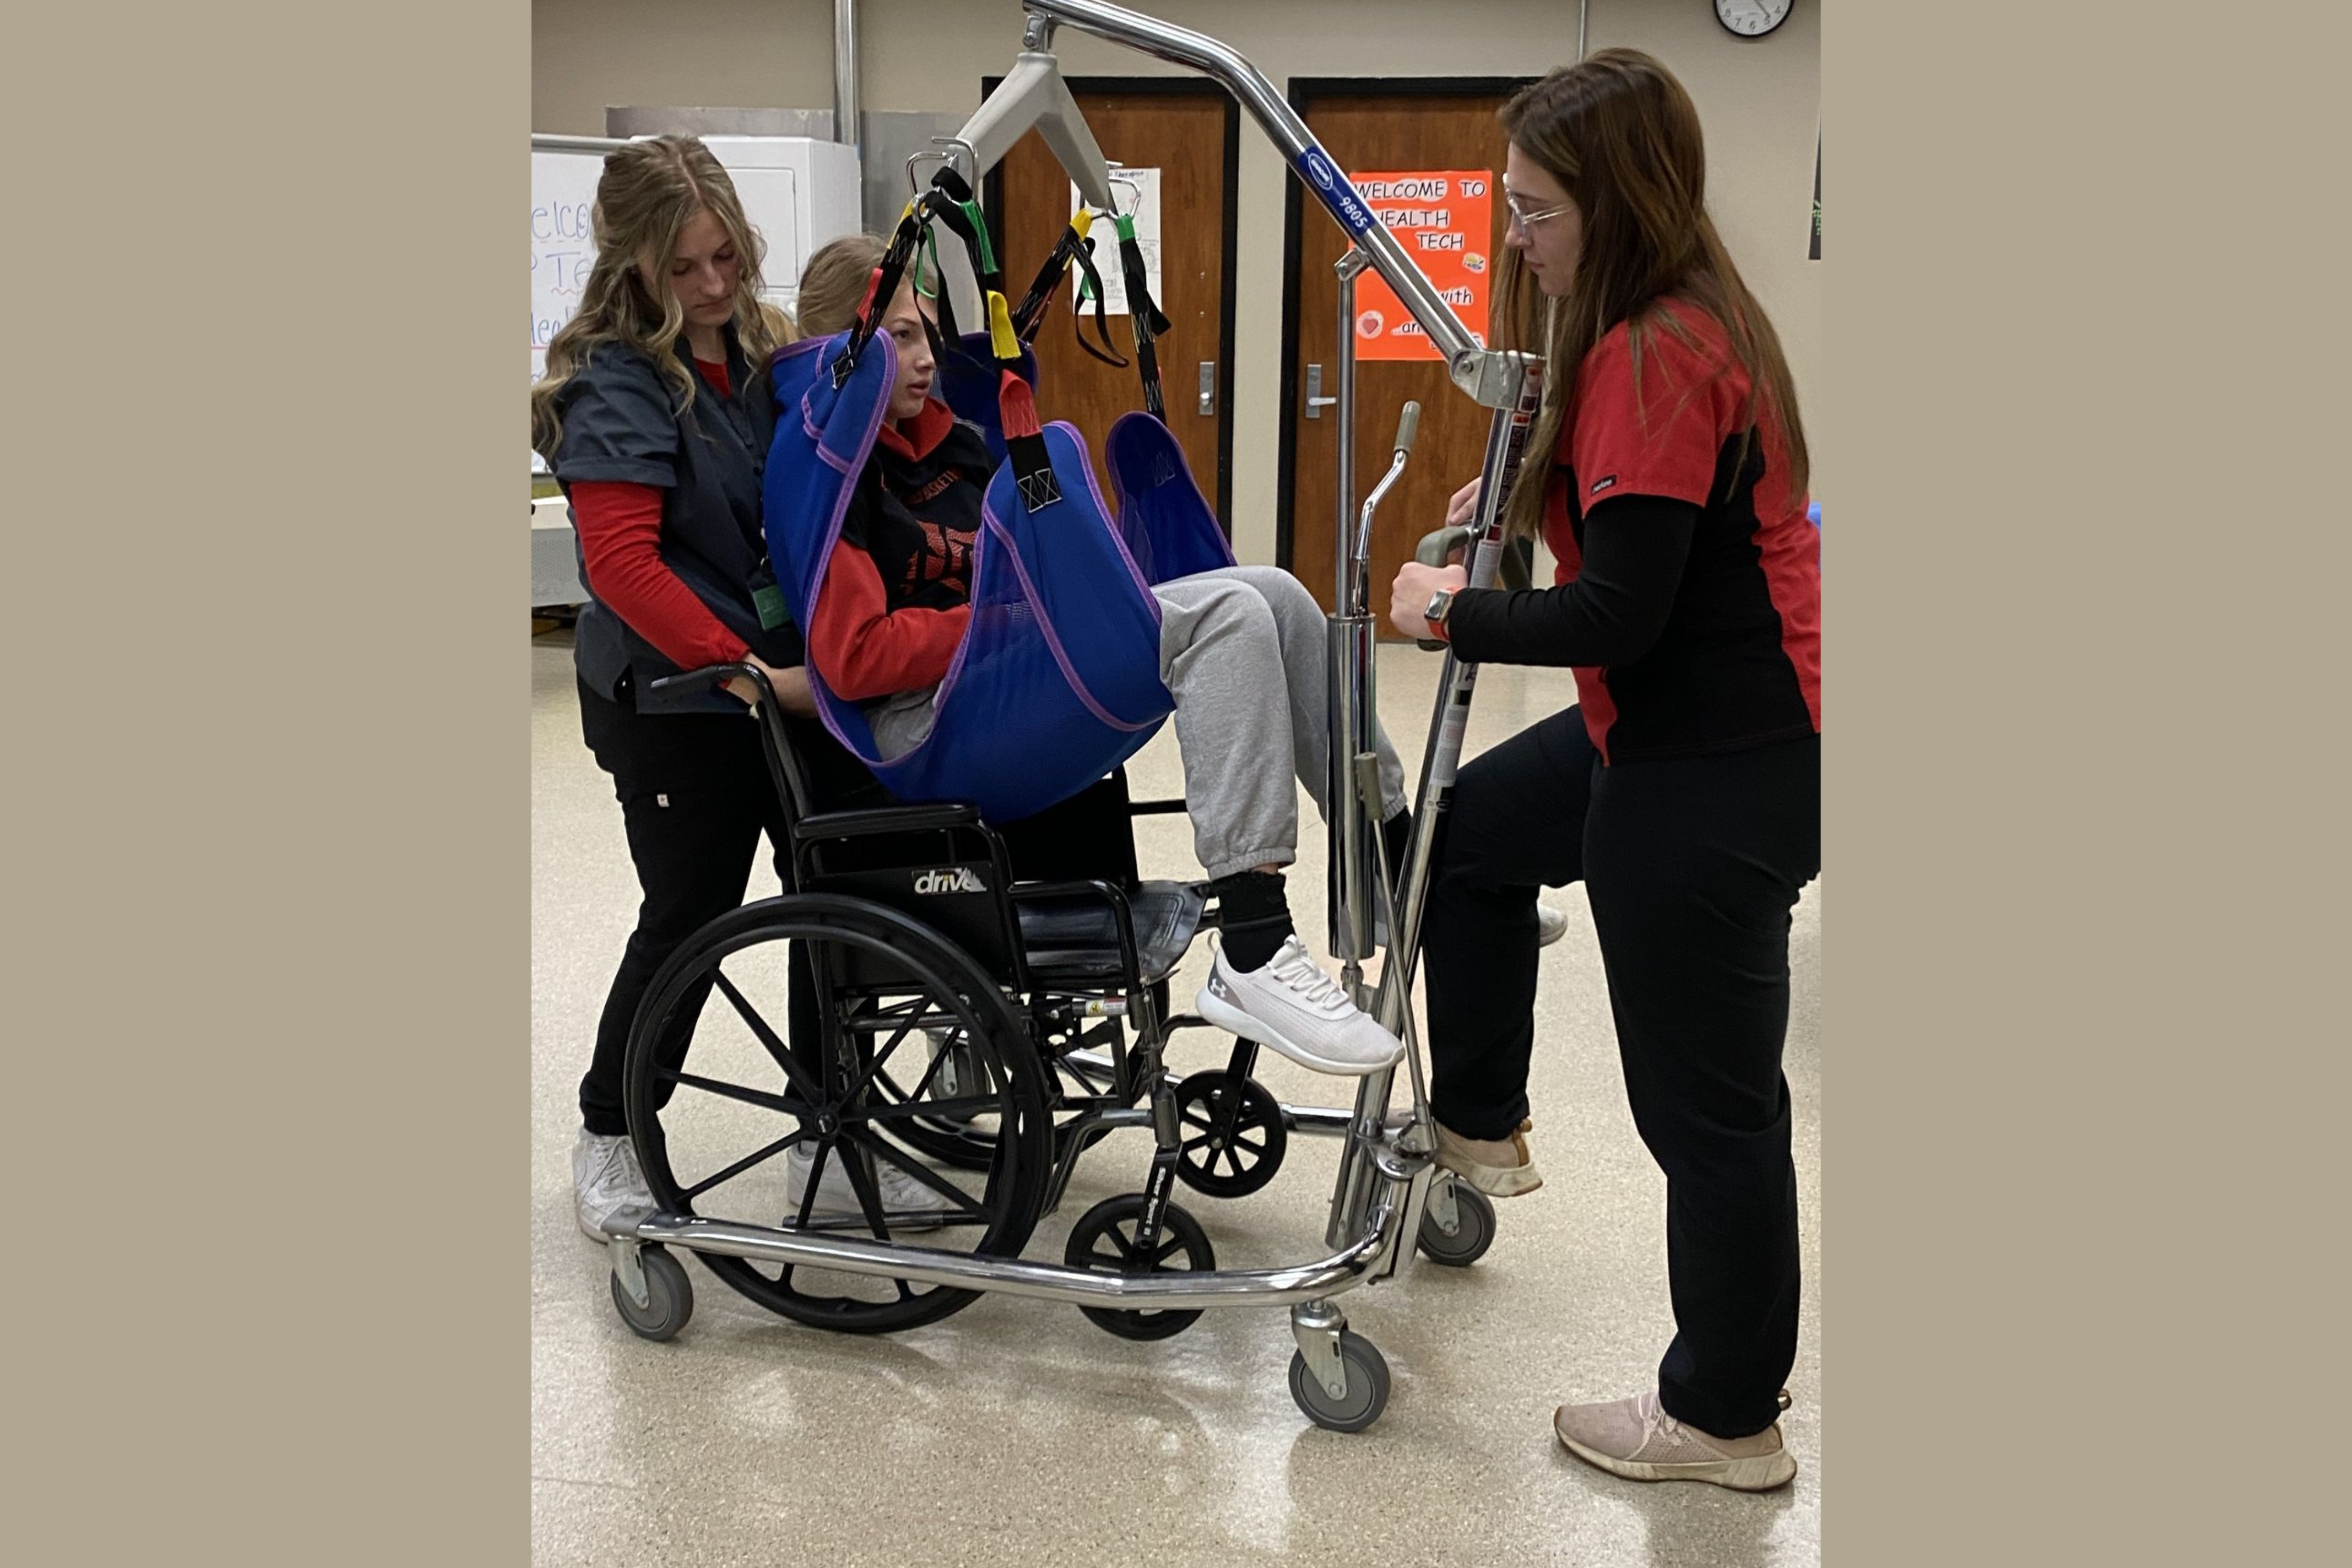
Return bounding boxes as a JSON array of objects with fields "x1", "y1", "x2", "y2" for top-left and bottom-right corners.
[
  {"x1": 985, "y1": 80, "x2": 1238, "y2": 527},
  {"x1": 1280, "y1": 81, "x2": 1535, "y2": 633}
]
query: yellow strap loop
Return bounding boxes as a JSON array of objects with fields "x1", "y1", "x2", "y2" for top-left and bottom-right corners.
[{"x1": 987, "y1": 291, "x2": 1020, "y2": 361}]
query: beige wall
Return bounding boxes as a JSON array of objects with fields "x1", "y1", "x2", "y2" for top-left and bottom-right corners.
[{"x1": 535, "y1": 0, "x2": 1821, "y2": 561}]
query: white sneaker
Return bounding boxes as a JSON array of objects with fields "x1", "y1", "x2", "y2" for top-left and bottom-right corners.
[
  {"x1": 1195, "y1": 935, "x2": 1404, "y2": 1076},
  {"x1": 573, "y1": 1128, "x2": 653, "y2": 1241},
  {"x1": 785, "y1": 1141, "x2": 957, "y2": 1231}
]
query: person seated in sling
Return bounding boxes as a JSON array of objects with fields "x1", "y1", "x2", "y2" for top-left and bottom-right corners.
[{"x1": 791, "y1": 233, "x2": 1415, "y2": 1076}]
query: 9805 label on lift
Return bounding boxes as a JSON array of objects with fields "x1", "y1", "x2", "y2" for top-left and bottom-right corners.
[{"x1": 1298, "y1": 147, "x2": 1376, "y2": 236}]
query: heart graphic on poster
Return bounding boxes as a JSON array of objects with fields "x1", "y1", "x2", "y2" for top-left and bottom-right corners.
[{"x1": 1357, "y1": 309, "x2": 1385, "y2": 339}]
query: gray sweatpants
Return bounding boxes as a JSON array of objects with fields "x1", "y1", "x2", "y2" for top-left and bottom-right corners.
[{"x1": 867, "y1": 563, "x2": 1408, "y2": 879}]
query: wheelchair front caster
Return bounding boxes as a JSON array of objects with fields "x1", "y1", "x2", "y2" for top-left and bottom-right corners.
[
  {"x1": 1065, "y1": 1193, "x2": 1214, "y2": 1341},
  {"x1": 609, "y1": 1244, "x2": 693, "y2": 1342},
  {"x1": 1415, "y1": 1178, "x2": 1496, "y2": 1267},
  {"x1": 1172, "y1": 1070, "x2": 1287, "y2": 1198},
  {"x1": 1287, "y1": 1329, "x2": 1391, "y2": 1433}
]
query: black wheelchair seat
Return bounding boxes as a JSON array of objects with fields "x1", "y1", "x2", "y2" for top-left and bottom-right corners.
[{"x1": 1018, "y1": 879, "x2": 1208, "y2": 985}]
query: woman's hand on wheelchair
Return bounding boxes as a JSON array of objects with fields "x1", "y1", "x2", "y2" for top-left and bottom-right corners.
[{"x1": 724, "y1": 654, "x2": 818, "y2": 717}]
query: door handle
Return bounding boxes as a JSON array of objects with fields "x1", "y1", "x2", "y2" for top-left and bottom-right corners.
[
  {"x1": 1306, "y1": 362, "x2": 1338, "y2": 419},
  {"x1": 1198, "y1": 361, "x2": 1216, "y2": 417}
]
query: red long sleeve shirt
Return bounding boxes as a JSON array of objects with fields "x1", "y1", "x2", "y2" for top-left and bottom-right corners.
[
  {"x1": 566, "y1": 358, "x2": 751, "y2": 673},
  {"x1": 805, "y1": 398, "x2": 996, "y2": 701}
]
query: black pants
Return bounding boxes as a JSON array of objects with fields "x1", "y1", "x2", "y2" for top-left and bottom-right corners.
[
  {"x1": 1423, "y1": 707, "x2": 1819, "y2": 1439},
  {"x1": 575, "y1": 677, "x2": 806, "y2": 1137}
]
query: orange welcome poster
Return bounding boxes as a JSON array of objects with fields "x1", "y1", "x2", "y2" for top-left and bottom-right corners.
[{"x1": 1348, "y1": 170, "x2": 1494, "y2": 362}]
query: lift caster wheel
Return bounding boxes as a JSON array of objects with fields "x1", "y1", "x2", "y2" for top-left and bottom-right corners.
[
  {"x1": 1064, "y1": 1193, "x2": 1215, "y2": 1341},
  {"x1": 1288, "y1": 1330, "x2": 1391, "y2": 1433},
  {"x1": 1415, "y1": 1180, "x2": 1496, "y2": 1267},
  {"x1": 610, "y1": 1247, "x2": 694, "y2": 1342}
]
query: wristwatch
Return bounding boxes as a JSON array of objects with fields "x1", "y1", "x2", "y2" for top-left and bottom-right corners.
[{"x1": 1422, "y1": 586, "x2": 1457, "y2": 637}]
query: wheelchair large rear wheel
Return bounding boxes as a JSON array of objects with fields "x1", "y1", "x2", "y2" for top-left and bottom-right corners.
[{"x1": 624, "y1": 893, "x2": 1053, "y2": 1334}]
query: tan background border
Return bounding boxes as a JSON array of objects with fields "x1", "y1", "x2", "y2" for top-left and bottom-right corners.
[{"x1": 13, "y1": 1, "x2": 2336, "y2": 1563}]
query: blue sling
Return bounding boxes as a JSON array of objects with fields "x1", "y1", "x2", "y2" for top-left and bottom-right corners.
[{"x1": 762, "y1": 191, "x2": 1232, "y2": 824}]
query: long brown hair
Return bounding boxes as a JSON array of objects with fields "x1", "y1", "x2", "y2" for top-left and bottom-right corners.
[
  {"x1": 530, "y1": 136, "x2": 793, "y2": 462},
  {"x1": 1494, "y1": 50, "x2": 1809, "y2": 539}
]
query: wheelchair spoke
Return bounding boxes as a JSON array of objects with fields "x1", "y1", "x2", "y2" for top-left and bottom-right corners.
[
  {"x1": 790, "y1": 1139, "x2": 834, "y2": 1231},
  {"x1": 838, "y1": 1009, "x2": 929, "y2": 1107},
  {"x1": 851, "y1": 1132, "x2": 995, "y2": 1224},
  {"x1": 833, "y1": 1140, "x2": 895, "y2": 1240},
  {"x1": 711, "y1": 969, "x2": 823, "y2": 1103},
  {"x1": 867, "y1": 1030, "x2": 962, "y2": 1111},
  {"x1": 661, "y1": 1068, "x2": 809, "y2": 1119},
  {"x1": 679, "y1": 1128, "x2": 808, "y2": 1204},
  {"x1": 854, "y1": 1094, "x2": 1004, "y2": 1126}
]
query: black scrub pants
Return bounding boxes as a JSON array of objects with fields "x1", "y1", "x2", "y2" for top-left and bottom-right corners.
[
  {"x1": 575, "y1": 677, "x2": 804, "y2": 1138},
  {"x1": 1423, "y1": 706, "x2": 1819, "y2": 1440}
]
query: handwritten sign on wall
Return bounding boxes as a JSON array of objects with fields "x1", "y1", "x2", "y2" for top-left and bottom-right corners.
[
  {"x1": 1348, "y1": 170, "x2": 1493, "y2": 363},
  {"x1": 532, "y1": 151, "x2": 602, "y2": 387}
]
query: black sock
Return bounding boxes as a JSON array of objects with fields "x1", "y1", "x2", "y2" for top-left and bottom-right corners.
[{"x1": 1209, "y1": 869, "x2": 1294, "y2": 972}]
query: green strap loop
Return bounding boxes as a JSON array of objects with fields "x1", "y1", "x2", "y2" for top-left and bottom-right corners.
[
  {"x1": 958, "y1": 200, "x2": 997, "y2": 275},
  {"x1": 914, "y1": 230, "x2": 943, "y2": 299}
]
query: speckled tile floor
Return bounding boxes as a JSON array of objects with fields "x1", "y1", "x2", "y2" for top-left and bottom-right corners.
[{"x1": 533, "y1": 628, "x2": 1821, "y2": 1567}]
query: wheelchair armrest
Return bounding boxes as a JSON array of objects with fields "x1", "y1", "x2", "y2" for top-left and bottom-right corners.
[
  {"x1": 795, "y1": 802, "x2": 983, "y2": 840},
  {"x1": 646, "y1": 662, "x2": 751, "y2": 702},
  {"x1": 1127, "y1": 799, "x2": 1189, "y2": 816}
]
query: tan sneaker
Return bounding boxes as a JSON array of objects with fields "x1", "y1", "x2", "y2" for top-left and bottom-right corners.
[
  {"x1": 1552, "y1": 1390, "x2": 1797, "y2": 1492},
  {"x1": 1431, "y1": 1118, "x2": 1543, "y2": 1196}
]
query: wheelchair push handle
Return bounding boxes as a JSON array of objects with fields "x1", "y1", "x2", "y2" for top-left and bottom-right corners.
[{"x1": 647, "y1": 661, "x2": 768, "y2": 706}]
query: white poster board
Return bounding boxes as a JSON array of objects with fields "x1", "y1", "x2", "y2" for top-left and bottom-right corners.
[
  {"x1": 532, "y1": 150, "x2": 602, "y2": 390},
  {"x1": 1069, "y1": 167, "x2": 1162, "y2": 317}
]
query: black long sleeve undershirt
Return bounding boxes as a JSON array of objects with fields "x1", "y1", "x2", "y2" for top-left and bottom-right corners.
[{"x1": 1443, "y1": 493, "x2": 1697, "y2": 668}]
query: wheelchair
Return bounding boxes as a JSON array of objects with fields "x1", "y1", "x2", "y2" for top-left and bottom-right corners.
[{"x1": 598, "y1": 664, "x2": 1499, "y2": 1432}]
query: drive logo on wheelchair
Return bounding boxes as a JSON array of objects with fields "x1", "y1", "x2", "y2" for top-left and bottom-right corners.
[{"x1": 913, "y1": 867, "x2": 989, "y2": 896}]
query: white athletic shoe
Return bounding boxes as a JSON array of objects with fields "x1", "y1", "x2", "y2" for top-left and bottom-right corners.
[
  {"x1": 572, "y1": 1128, "x2": 653, "y2": 1241},
  {"x1": 1196, "y1": 935, "x2": 1404, "y2": 1076},
  {"x1": 785, "y1": 1142, "x2": 957, "y2": 1231}
]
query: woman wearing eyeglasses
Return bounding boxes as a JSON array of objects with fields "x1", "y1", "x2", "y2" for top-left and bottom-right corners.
[{"x1": 1389, "y1": 51, "x2": 1820, "y2": 1492}]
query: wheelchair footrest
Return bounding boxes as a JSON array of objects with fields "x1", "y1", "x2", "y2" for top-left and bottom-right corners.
[{"x1": 1020, "y1": 880, "x2": 1207, "y2": 984}]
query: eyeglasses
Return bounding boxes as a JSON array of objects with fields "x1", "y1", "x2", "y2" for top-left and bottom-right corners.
[{"x1": 1503, "y1": 190, "x2": 1574, "y2": 232}]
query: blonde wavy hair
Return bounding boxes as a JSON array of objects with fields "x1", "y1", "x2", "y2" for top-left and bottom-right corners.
[
  {"x1": 793, "y1": 232, "x2": 891, "y2": 339},
  {"x1": 531, "y1": 136, "x2": 796, "y2": 461}
]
